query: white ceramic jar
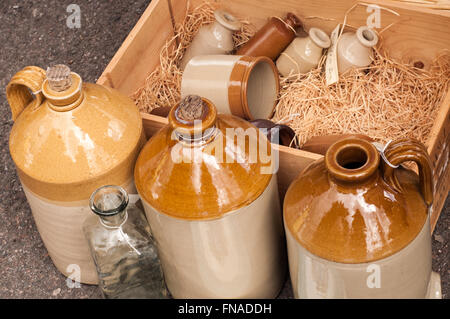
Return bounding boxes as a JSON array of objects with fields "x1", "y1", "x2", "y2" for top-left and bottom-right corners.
[
  {"x1": 276, "y1": 28, "x2": 331, "y2": 77},
  {"x1": 180, "y1": 10, "x2": 241, "y2": 70}
]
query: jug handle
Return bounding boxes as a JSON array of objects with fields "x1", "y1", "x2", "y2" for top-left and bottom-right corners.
[
  {"x1": 382, "y1": 138, "x2": 434, "y2": 206},
  {"x1": 6, "y1": 66, "x2": 47, "y2": 120}
]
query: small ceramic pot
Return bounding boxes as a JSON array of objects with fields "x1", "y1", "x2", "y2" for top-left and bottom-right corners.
[
  {"x1": 180, "y1": 10, "x2": 241, "y2": 70},
  {"x1": 181, "y1": 55, "x2": 279, "y2": 120},
  {"x1": 236, "y1": 13, "x2": 303, "y2": 60},
  {"x1": 135, "y1": 96, "x2": 286, "y2": 298},
  {"x1": 249, "y1": 119, "x2": 298, "y2": 148},
  {"x1": 276, "y1": 28, "x2": 331, "y2": 77},
  {"x1": 284, "y1": 137, "x2": 441, "y2": 298},
  {"x1": 337, "y1": 26, "x2": 378, "y2": 74}
]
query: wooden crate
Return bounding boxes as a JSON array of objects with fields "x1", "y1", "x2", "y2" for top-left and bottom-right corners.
[{"x1": 97, "y1": 0, "x2": 450, "y2": 231}]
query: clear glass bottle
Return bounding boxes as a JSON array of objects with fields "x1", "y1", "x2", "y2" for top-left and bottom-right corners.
[{"x1": 83, "y1": 185, "x2": 168, "y2": 299}]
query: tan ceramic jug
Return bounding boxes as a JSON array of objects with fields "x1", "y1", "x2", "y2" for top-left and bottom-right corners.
[
  {"x1": 180, "y1": 10, "x2": 241, "y2": 70},
  {"x1": 337, "y1": 26, "x2": 378, "y2": 74},
  {"x1": 7, "y1": 65, "x2": 145, "y2": 284},
  {"x1": 134, "y1": 95, "x2": 286, "y2": 298},
  {"x1": 276, "y1": 28, "x2": 331, "y2": 77},
  {"x1": 284, "y1": 137, "x2": 441, "y2": 298}
]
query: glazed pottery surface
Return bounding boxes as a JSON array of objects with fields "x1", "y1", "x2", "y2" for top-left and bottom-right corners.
[
  {"x1": 181, "y1": 55, "x2": 279, "y2": 120},
  {"x1": 7, "y1": 65, "x2": 144, "y2": 284},
  {"x1": 337, "y1": 26, "x2": 378, "y2": 74},
  {"x1": 180, "y1": 10, "x2": 240, "y2": 70},
  {"x1": 284, "y1": 137, "x2": 437, "y2": 298},
  {"x1": 134, "y1": 96, "x2": 286, "y2": 298},
  {"x1": 276, "y1": 27, "x2": 331, "y2": 77},
  {"x1": 236, "y1": 13, "x2": 303, "y2": 60}
]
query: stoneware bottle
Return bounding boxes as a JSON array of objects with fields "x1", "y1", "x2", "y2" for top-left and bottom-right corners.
[
  {"x1": 284, "y1": 137, "x2": 441, "y2": 298},
  {"x1": 181, "y1": 55, "x2": 279, "y2": 120},
  {"x1": 276, "y1": 28, "x2": 331, "y2": 77},
  {"x1": 236, "y1": 13, "x2": 303, "y2": 60},
  {"x1": 180, "y1": 10, "x2": 241, "y2": 70},
  {"x1": 337, "y1": 26, "x2": 378, "y2": 74},
  {"x1": 7, "y1": 65, "x2": 145, "y2": 284},
  {"x1": 134, "y1": 95, "x2": 286, "y2": 298}
]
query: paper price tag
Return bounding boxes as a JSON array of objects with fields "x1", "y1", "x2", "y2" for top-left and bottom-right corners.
[{"x1": 326, "y1": 24, "x2": 341, "y2": 86}]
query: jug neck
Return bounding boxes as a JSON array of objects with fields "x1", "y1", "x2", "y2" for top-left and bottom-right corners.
[
  {"x1": 90, "y1": 185, "x2": 129, "y2": 228},
  {"x1": 169, "y1": 95, "x2": 218, "y2": 145},
  {"x1": 325, "y1": 138, "x2": 380, "y2": 186},
  {"x1": 212, "y1": 10, "x2": 240, "y2": 32},
  {"x1": 42, "y1": 65, "x2": 84, "y2": 112}
]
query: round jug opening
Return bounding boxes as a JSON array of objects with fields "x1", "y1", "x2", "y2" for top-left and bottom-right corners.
[
  {"x1": 309, "y1": 28, "x2": 331, "y2": 49},
  {"x1": 245, "y1": 58, "x2": 278, "y2": 119},
  {"x1": 356, "y1": 27, "x2": 378, "y2": 48},
  {"x1": 336, "y1": 146, "x2": 368, "y2": 170}
]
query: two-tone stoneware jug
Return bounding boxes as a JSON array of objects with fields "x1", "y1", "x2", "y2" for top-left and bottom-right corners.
[
  {"x1": 7, "y1": 65, "x2": 145, "y2": 284},
  {"x1": 134, "y1": 95, "x2": 286, "y2": 298},
  {"x1": 284, "y1": 137, "x2": 441, "y2": 298}
]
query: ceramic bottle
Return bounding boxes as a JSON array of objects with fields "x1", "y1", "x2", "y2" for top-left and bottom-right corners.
[
  {"x1": 337, "y1": 26, "x2": 378, "y2": 74},
  {"x1": 134, "y1": 95, "x2": 286, "y2": 298},
  {"x1": 180, "y1": 10, "x2": 241, "y2": 70},
  {"x1": 181, "y1": 55, "x2": 279, "y2": 120},
  {"x1": 7, "y1": 65, "x2": 145, "y2": 284},
  {"x1": 236, "y1": 13, "x2": 303, "y2": 60},
  {"x1": 284, "y1": 137, "x2": 441, "y2": 298},
  {"x1": 276, "y1": 28, "x2": 331, "y2": 77}
]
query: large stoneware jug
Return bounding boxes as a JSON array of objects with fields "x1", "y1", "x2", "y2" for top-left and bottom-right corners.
[
  {"x1": 134, "y1": 95, "x2": 286, "y2": 298},
  {"x1": 7, "y1": 65, "x2": 145, "y2": 284},
  {"x1": 284, "y1": 137, "x2": 441, "y2": 298}
]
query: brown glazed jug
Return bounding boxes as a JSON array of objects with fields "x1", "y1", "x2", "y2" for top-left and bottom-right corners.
[
  {"x1": 284, "y1": 137, "x2": 441, "y2": 298},
  {"x1": 7, "y1": 65, "x2": 145, "y2": 284},
  {"x1": 236, "y1": 13, "x2": 303, "y2": 60},
  {"x1": 134, "y1": 95, "x2": 286, "y2": 298}
]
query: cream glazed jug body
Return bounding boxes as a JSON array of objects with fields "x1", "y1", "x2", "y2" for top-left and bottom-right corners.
[
  {"x1": 284, "y1": 137, "x2": 441, "y2": 298},
  {"x1": 7, "y1": 65, "x2": 145, "y2": 284},
  {"x1": 134, "y1": 95, "x2": 286, "y2": 298}
]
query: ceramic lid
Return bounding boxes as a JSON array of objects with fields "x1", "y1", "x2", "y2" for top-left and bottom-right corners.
[
  {"x1": 9, "y1": 65, "x2": 143, "y2": 189},
  {"x1": 284, "y1": 137, "x2": 432, "y2": 263},
  {"x1": 134, "y1": 95, "x2": 273, "y2": 220}
]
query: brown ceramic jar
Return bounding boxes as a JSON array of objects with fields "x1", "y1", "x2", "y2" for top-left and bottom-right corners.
[
  {"x1": 134, "y1": 95, "x2": 286, "y2": 298},
  {"x1": 236, "y1": 13, "x2": 303, "y2": 60},
  {"x1": 284, "y1": 137, "x2": 441, "y2": 298},
  {"x1": 7, "y1": 65, "x2": 145, "y2": 284}
]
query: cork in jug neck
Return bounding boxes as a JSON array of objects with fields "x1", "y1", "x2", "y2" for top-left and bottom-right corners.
[
  {"x1": 169, "y1": 95, "x2": 218, "y2": 144},
  {"x1": 42, "y1": 64, "x2": 83, "y2": 111},
  {"x1": 325, "y1": 138, "x2": 380, "y2": 184}
]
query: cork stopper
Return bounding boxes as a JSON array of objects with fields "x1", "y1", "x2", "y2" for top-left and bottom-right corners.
[
  {"x1": 176, "y1": 95, "x2": 207, "y2": 123},
  {"x1": 46, "y1": 64, "x2": 72, "y2": 92}
]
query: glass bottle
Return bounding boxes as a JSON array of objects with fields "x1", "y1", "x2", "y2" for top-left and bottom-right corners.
[{"x1": 83, "y1": 185, "x2": 168, "y2": 299}]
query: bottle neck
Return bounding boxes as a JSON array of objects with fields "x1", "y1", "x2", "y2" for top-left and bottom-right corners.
[{"x1": 89, "y1": 185, "x2": 129, "y2": 228}]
